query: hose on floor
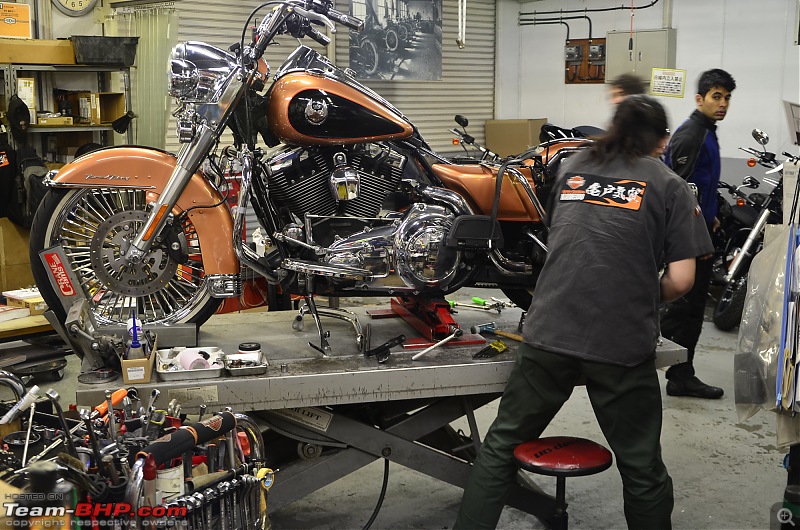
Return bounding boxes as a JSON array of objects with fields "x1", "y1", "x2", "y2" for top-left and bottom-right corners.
[{"x1": 362, "y1": 458, "x2": 390, "y2": 530}]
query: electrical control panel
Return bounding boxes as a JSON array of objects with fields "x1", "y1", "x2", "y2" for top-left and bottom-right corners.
[
  {"x1": 563, "y1": 38, "x2": 606, "y2": 85},
  {"x1": 564, "y1": 45, "x2": 582, "y2": 64},
  {"x1": 588, "y1": 44, "x2": 606, "y2": 63}
]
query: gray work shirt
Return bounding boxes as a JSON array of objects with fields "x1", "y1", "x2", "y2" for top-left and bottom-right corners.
[{"x1": 522, "y1": 151, "x2": 713, "y2": 366}]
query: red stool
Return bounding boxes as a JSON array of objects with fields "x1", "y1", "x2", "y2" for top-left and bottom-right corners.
[{"x1": 514, "y1": 436, "x2": 613, "y2": 530}]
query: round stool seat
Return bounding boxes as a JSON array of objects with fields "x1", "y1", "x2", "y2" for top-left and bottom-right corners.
[{"x1": 514, "y1": 436, "x2": 613, "y2": 478}]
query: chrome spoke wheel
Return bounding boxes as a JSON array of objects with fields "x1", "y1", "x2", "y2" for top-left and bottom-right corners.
[{"x1": 49, "y1": 188, "x2": 212, "y2": 325}]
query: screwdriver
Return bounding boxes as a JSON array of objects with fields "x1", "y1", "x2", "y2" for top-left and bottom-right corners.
[{"x1": 91, "y1": 388, "x2": 128, "y2": 418}]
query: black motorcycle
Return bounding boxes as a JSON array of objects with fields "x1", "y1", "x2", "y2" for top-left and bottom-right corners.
[{"x1": 712, "y1": 129, "x2": 794, "y2": 330}]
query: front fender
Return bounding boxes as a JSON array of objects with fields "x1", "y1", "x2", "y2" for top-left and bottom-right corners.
[{"x1": 50, "y1": 147, "x2": 239, "y2": 275}]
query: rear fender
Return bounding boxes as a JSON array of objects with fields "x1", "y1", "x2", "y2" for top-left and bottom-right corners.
[{"x1": 49, "y1": 147, "x2": 238, "y2": 275}]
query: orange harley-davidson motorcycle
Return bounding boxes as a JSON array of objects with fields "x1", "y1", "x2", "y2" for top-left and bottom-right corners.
[{"x1": 29, "y1": 0, "x2": 583, "y2": 349}]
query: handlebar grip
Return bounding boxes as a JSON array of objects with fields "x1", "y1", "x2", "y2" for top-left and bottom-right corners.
[
  {"x1": 328, "y1": 8, "x2": 364, "y2": 31},
  {"x1": 307, "y1": 26, "x2": 331, "y2": 46},
  {"x1": 136, "y1": 411, "x2": 236, "y2": 467}
]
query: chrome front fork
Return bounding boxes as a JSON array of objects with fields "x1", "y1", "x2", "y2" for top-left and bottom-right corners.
[
  {"x1": 124, "y1": 124, "x2": 220, "y2": 264},
  {"x1": 724, "y1": 207, "x2": 771, "y2": 282}
]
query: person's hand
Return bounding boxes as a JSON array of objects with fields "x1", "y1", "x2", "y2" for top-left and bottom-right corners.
[{"x1": 712, "y1": 217, "x2": 721, "y2": 233}]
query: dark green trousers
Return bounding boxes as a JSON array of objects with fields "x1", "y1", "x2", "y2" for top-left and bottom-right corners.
[{"x1": 454, "y1": 344, "x2": 673, "y2": 529}]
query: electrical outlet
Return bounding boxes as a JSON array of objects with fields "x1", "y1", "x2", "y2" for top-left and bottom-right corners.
[
  {"x1": 564, "y1": 45, "x2": 582, "y2": 64},
  {"x1": 588, "y1": 44, "x2": 606, "y2": 63}
]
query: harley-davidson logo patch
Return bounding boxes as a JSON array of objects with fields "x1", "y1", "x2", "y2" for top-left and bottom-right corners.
[
  {"x1": 559, "y1": 173, "x2": 647, "y2": 211},
  {"x1": 566, "y1": 175, "x2": 585, "y2": 189},
  {"x1": 205, "y1": 415, "x2": 224, "y2": 431}
]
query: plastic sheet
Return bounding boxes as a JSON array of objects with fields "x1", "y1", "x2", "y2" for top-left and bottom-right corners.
[{"x1": 734, "y1": 224, "x2": 790, "y2": 423}]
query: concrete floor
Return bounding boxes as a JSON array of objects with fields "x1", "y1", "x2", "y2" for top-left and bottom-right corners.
[{"x1": 0, "y1": 290, "x2": 790, "y2": 530}]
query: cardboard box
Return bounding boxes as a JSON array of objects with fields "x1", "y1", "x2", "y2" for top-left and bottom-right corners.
[
  {"x1": 0, "y1": 38, "x2": 75, "y2": 64},
  {"x1": 6, "y1": 295, "x2": 47, "y2": 315},
  {"x1": 90, "y1": 92, "x2": 126, "y2": 124},
  {"x1": 37, "y1": 116, "x2": 73, "y2": 126},
  {"x1": 0, "y1": 218, "x2": 34, "y2": 292},
  {"x1": 121, "y1": 335, "x2": 158, "y2": 385},
  {"x1": 16, "y1": 78, "x2": 36, "y2": 124},
  {"x1": 485, "y1": 118, "x2": 549, "y2": 157},
  {"x1": 64, "y1": 91, "x2": 92, "y2": 124}
]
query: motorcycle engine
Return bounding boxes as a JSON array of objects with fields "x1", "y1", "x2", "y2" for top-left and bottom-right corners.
[
  {"x1": 323, "y1": 204, "x2": 461, "y2": 292},
  {"x1": 268, "y1": 143, "x2": 408, "y2": 221}
]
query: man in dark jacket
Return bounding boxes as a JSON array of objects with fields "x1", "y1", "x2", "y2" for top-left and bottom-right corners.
[{"x1": 661, "y1": 68, "x2": 737, "y2": 399}]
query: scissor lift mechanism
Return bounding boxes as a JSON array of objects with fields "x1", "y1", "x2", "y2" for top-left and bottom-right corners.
[{"x1": 75, "y1": 308, "x2": 685, "y2": 524}]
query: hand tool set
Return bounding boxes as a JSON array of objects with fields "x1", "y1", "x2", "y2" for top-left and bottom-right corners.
[{"x1": 0, "y1": 370, "x2": 271, "y2": 529}]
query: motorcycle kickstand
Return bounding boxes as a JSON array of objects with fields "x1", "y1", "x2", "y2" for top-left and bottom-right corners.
[{"x1": 303, "y1": 295, "x2": 332, "y2": 357}]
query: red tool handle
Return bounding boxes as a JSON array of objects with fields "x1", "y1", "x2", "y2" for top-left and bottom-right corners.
[
  {"x1": 136, "y1": 412, "x2": 236, "y2": 467},
  {"x1": 93, "y1": 389, "x2": 128, "y2": 417}
]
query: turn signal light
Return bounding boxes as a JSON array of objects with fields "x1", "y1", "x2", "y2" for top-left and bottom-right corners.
[
  {"x1": 736, "y1": 198, "x2": 746, "y2": 207},
  {"x1": 747, "y1": 158, "x2": 757, "y2": 167},
  {"x1": 452, "y1": 138, "x2": 460, "y2": 145}
]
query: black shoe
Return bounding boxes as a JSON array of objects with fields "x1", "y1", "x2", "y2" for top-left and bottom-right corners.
[{"x1": 666, "y1": 376, "x2": 724, "y2": 399}]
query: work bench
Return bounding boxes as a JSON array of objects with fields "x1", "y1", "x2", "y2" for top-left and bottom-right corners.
[{"x1": 74, "y1": 302, "x2": 685, "y2": 522}]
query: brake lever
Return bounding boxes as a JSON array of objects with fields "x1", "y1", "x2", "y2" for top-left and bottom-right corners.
[{"x1": 290, "y1": 4, "x2": 336, "y2": 33}]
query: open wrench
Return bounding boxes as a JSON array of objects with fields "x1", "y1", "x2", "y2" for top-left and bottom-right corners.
[
  {"x1": 45, "y1": 389, "x2": 78, "y2": 458},
  {"x1": 412, "y1": 328, "x2": 464, "y2": 360},
  {"x1": 80, "y1": 409, "x2": 106, "y2": 477},
  {"x1": 144, "y1": 389, "x2": 160, "y2": 420}
]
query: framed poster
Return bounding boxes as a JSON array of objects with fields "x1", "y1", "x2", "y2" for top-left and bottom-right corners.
[{"x1": 349, "y1": 0, "x2": 442, "y2": 80}]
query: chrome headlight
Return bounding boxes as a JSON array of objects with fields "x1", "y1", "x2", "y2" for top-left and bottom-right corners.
[{"x1": 167, "y1": 41, "x2": 237, "y2": 104}]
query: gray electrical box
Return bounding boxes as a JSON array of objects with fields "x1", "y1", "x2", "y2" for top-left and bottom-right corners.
[
  {"x1": 605, "y1": 28, "x2": 676, "y2": 82},
  {"x1": 564, "y1": 45, "x2": 582, "y2": 64}
]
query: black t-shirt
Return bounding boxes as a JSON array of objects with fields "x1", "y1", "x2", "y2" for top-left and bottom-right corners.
[{"x1": 523, "y1": 151, "x2": 713, "y2": 366}]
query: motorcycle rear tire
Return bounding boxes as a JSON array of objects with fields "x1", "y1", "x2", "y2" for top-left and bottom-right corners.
[
  {"x1": 713, "y1": 279, "x2": 747, "y2": 331},
  {"x1": 29, "y1": 188, "x2": 222, "y2": 328}
]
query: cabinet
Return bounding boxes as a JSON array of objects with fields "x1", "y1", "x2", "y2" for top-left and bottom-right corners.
[
  {"x1": 605, "y1": 28, "x2": 676, "y2": 83},
  {"x1": 0, "y1": 63, "x2": 133, "y2": 159}
]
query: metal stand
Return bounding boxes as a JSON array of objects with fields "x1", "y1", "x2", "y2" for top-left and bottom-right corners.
[
  {"x1": 258, "y1": 394, "x2": 559, "y2": 520},
  {"x1": 367, "y1": 297, "x2": 486, "y2": 348}
]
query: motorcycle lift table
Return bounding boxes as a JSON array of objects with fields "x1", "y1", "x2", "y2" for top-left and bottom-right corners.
[{"x1": 74, "y1": 304, "x2": 685, "y2": 525}]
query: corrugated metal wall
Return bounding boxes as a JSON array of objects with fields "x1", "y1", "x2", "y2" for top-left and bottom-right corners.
[{"x1": 165, "y1": 0, "x2": 495, "y2": 154}]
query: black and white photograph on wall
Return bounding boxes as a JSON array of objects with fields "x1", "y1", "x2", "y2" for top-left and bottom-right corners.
[{"x1": 349, "y1": 0, "x2": 443, "y2": 80}]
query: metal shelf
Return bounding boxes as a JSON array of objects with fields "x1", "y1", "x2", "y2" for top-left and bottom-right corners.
[
  {"x1": 29, "y1": 125, "x2": 113, "y2": 134},
  {"x1": 10, "y1": 64, "x2": 132, "y2": 73},
  {"x1": 0, "y1": 61, "x2": 133, "y2": 148}
]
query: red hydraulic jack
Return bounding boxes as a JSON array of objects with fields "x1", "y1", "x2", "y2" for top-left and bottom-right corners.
[{"x1": 367, "y1": 296, "x2": 486, "y2": 349}]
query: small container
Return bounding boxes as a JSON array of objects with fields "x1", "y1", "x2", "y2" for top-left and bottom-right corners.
[
  {"x1": 156, "y1": 347, "x2": 225, "y2": 381},
  {"x1": 239, "y1": 342, "x2": 261, "y2": 355},
  {"x1": 225, "y1": 342, "x2": 268, "y2": 377},
  {"x1": 177, "y1": 349, "x2": 210, "y2": 370}
]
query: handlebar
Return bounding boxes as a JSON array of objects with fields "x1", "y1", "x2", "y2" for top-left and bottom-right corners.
[
  {"x1": 248, "y1": 0, "x2": 363, "y2": 62},
  {"x1": 320, "y1": 5, "x2": 365, "y2": 30},
  {"x1": 739, "y1": 146, "x2": 780, "y2": 169}
]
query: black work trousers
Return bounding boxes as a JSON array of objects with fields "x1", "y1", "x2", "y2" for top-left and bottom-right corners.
[
  {"x1": 659, "y1": 256, "x2": 714, "y2": 380},
  {"x1": 454, "y1": 344, "x2": 673, "y2": 530}
]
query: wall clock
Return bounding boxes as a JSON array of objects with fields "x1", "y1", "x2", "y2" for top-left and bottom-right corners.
[{"x1": 52, "y1": 0, "x2": 99, "y2": 17}]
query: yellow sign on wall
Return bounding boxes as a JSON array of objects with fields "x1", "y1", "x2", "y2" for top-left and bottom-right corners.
[
  {"x1": 0, "y1": 3, "x2": 32, "y2": 39},
  {"x1": 650, "y1": 68, "x2": 687, "y2": 98}
]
